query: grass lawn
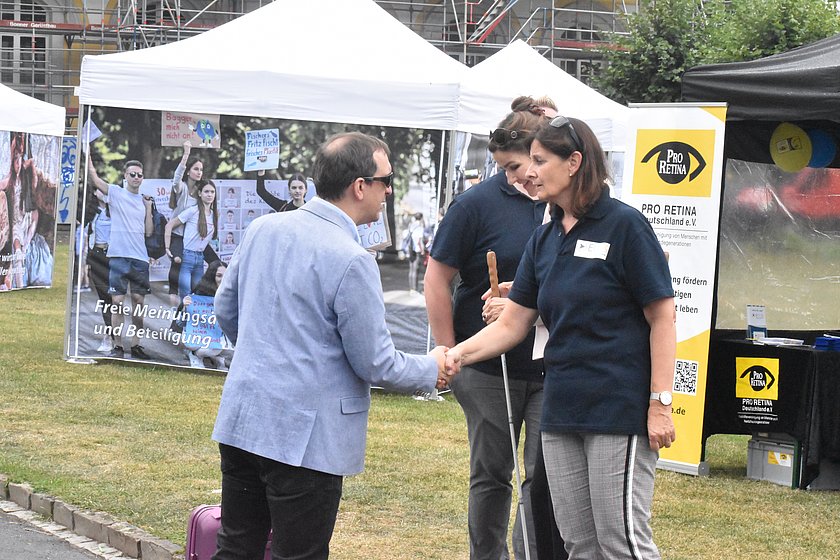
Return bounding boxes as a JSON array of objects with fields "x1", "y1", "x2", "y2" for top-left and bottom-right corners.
[{"x1": 1, "y1": 236, "x2": 839, "y2": 559}]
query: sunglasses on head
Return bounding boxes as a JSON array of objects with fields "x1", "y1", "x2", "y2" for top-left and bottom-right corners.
[
  {"x1": 127, "y1": 171, "x2": 144, "y2": 178},
  {"x1": 548, "y1": 116, "x2": 583, "y2": 153},
  {"x1": 362, "y1": 171, "x2": 394, "y2": 188},
  {"x1": 489, "y1": 128, "x2": 523, "y2": 147}
]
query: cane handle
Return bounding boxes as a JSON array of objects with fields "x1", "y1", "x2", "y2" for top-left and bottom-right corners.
[{"x1": 486, "y1": 251, "x2": 500, "y2": 298}]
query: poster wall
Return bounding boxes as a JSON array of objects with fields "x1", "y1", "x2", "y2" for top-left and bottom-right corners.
[
  {"x1": 0, "y1": 130, "x2": 62, "y2": 291},
  {"x1": 66, "y1": 106, "x2": 432, "y2": 372},
  {"x1": 622, "y1": 103, "x2": 727, "y2": 475}
]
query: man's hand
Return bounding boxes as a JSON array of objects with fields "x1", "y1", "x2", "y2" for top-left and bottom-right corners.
[{"x1": 429, "y1": 345, "x2": 451, "y2": 389}]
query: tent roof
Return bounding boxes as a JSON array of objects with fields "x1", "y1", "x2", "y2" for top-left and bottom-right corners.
[
  {"x1": 681, "y1": 34, "x2": 840, "y2": 166},
  {"x1": 79, "y1": 0, "x2": 466, "y2": 130},
  {"x1": 456, "y1": 40, "x2": 629, "y2": 151},
  {"x1": 681, "y1": 34, "x2": 840, "y2": 122},
  {"x1": 0, "y1": 83, "x2": 65, "y2": 136}
]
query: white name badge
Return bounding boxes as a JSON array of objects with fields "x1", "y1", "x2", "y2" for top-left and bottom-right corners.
[{"x1": 573, "y1": 240, "x2": 610, "y2": 260}]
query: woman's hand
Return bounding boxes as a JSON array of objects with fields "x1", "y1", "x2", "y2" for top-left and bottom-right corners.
[
  {"x1": 481, "y1": 297, "x2": 507, "y2": 324},
  {"x1": 481, "y1": 280, "x2": 513, "y2": 300},
  {"x1": 647, "y1": 403, "x2": 676, "y2": 452}
]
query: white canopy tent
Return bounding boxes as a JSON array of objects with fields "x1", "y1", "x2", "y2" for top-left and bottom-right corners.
[
  {"x1": 456, "y1": 40, "x2": 629, "y2": 151},
  {"x1": 78, "y1": 0, "x2": 466, "y2": 130},
  {"x1": 0, "y1": 83, "x2": 65, "y2": 136}
]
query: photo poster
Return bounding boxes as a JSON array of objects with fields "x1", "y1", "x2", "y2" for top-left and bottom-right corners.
[
  {"x1": 621, "y1": 103, "x2": 727, "y2": 475},
  {"x1": 161, "y1": 111, "x2": 222, "y2": 149},
  {"x1": 69, "y1": 174, "x2": 318, "y2": 371},
  {"x1": 58, "y1": 136, "x2": 76, "y2": 225},
  {"x1": 66, "y1": 105, "x2": 433, "y2": 371},
  {"x1": 244, "y1": 128, "x2": 280, "y2": 171},
  {"x1": 0, "y1": 130, "x2": 62, "y2": 292}
]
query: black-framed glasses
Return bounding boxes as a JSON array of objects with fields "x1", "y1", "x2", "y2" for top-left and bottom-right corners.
[
  {"x1": 127, "y1": 171, "x2": 144, "y2": 178},
  {"x1": 548, "y1": 116, "x2": 583, "y2": 153},
  {"x1": 489, "y1": 128, "x2": 522, "y2": 146},
  {"x1": 362, "y1": 171, "x2": 394, "y2": 188}
]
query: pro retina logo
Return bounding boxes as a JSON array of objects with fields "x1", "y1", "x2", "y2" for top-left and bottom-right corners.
[
  {"x1": 641, "y1": 141, "x2": 706, "y2": 185},
  {"x1": 739, "y1": 365, "x2": 776, "y2": 393}
]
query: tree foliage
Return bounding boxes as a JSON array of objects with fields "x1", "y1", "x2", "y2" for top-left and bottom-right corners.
[
  {"x1": 699, "y1": 0, "x2": 840, "y2": 63},
  {"x1": 594, "y1": 0, "x2": 840, "y2": 104},
  {"x1": 594, "y1": 0, "x2": 707, "y2": 104}
]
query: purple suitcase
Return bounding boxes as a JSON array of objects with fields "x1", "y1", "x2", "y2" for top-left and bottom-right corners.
[{"x1": 186, "y1": 504, "x2": 271, "y2": 560}]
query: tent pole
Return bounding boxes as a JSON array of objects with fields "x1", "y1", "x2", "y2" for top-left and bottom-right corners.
[{"x1": 64, "y1": 104, "x2": 92, "y2": 362}]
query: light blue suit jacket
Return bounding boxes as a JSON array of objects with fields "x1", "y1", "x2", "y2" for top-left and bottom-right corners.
[{"x1": 213, "y1": 197, "x2": 437, "y2": 476}]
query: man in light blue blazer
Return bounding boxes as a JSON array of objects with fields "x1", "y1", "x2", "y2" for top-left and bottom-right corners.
[{"x1": 211, "y1": 132, "x2": 450, "y2": 560}]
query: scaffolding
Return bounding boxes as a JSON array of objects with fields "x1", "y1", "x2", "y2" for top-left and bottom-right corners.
[{"x1": 0, "y1": 0, "x2": 638, "y2": 134}]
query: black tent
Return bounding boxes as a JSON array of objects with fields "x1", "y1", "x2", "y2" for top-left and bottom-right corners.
[{"x1": 681, "y1": 34, "x2": 840, "y2": 167}]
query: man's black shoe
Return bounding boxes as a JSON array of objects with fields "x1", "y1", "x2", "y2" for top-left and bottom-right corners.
[
  {"x1": 109, "y1": 346, "x2": 124, "y2": 358},
  {"x1": 130, "y1": 345, "x2": 150, "y2": 360}
]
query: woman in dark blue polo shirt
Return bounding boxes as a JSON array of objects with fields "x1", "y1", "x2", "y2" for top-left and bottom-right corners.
[
  {"x1": 425, "y1": 96, "x2": 551, "y2": 560},
  {"x1": 445, "y1": 117, "x2": 676, "y2": 560}
]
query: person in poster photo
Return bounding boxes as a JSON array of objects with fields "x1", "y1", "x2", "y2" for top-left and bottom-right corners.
[
  {"x1": 223, "y1": 209, "x2": 237, "y2": 230},
  {"x1": 166, "y1": 141, "x2": 203, "y2": 309},
  {"x1": 165, "y1": 179, "x2": 219, "y2": 299},
  {"x1": 224, "y1": 187, "x2": 238, "y2": 208},
  {"x1": 0, "y1": 132, "x2": 26, "y2": 289},
  {"x1": 256, "y1": 169, "x2": 308, "y2": 212},
  {"x1": 87, "y1": 157, "x2": 155, "y2": 360}
]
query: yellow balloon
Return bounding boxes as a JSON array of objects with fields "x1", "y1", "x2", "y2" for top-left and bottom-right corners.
[{"x1": 770, "y1": 122, "x2": 812, "y2": 172}]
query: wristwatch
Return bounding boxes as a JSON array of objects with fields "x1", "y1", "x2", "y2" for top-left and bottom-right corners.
[{"x1": 650, "y1": 391, "x2": 673, "y2": 406}]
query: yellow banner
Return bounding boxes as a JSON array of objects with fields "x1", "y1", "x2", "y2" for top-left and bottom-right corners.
[{"x1": 622, "y1": 103, "x2": 727, "y2": 474}]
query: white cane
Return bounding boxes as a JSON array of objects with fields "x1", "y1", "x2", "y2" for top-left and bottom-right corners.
[{"x1": 487, "y1": 251, "x2": 531, "y2": 560}]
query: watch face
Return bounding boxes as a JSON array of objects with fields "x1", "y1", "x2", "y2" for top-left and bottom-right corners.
[{"x1": 659, "y1": 391, "x2": 673, "y2": 406}]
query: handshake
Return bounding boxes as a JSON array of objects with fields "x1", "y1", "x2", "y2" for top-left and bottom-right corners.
[{"x1": 428, "y1": 346, "x2": 465, "y2": 390}]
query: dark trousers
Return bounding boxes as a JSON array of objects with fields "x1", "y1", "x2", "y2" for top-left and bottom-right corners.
[
  {"x1": 87, "y1": 247, "x2": 112, "y2": 327},
  {"x1": 213, "y1": 444, "x2": 343, "y2": 560}
]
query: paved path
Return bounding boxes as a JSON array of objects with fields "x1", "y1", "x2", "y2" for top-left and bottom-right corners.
[{"x1": 0, "y1": 505, "x2": 111, "y2": 559}]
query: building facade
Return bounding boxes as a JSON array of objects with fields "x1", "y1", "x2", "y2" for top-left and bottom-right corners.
[{"x1": 0, "y1": 0, "x2": 636, "y2": 133}]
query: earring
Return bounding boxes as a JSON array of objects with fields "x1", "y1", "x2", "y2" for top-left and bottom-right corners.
[{"x1": 569, "y1": 172, "x2": 574, "y2": 177}]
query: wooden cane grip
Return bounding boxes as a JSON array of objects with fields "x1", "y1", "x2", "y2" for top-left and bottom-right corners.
[{"x1": 486, "y1": 251, "x2": 500, "y2": 298}]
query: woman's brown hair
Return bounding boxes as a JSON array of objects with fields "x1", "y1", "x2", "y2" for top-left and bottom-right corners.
[
  {"x1": 487, "y1": 95, "x2": 553, "y2": 155},
  {"x1": 533, "y1": 117, "x2": 611, "y2": 218}
]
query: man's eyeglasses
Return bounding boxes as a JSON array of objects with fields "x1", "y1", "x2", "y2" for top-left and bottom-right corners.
[
  {"x1": 127, "y1": 171, "x2": 144, "y2": 179},
  {"x1": 548, "y1": 116, "x2": 583, "y2": 153},
  {"x1": 362, "y1": 171, "x2": 394, "y2": 188},
  {"x1": 489, "y1": 128, "x2": 522, "y2": 147}
]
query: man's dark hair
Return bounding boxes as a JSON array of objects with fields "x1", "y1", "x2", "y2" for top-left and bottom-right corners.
[
  {"x1": 311, "y1": 132, "x2": 389, "y2": 201},
  {"x1": 123, "y1": 160, "x2": 143, "y2": 172}
]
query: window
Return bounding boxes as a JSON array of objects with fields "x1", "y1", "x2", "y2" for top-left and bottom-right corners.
[{"x1": 0, "y1": 1, "x2": 48, "y2": 92}]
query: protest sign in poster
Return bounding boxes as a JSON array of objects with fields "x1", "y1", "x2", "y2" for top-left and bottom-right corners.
[
  {"x1": 58, "y1": 136, "x2": 76, "y2": 225},
  {"x1": 161, "y1": 112, "x2": 221, "y2": 148},
  {"x1": 622, "y1": 103, "x2": 727, "y2": 476},
  {"x1": 358, "y1": 203, "x2": 392, "y2": 251},
  {"x1": 244, "y1": 129, "x2": 280, "y2": 171}
]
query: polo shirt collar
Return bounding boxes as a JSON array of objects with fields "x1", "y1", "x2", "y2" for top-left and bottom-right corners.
[
  {"x1": 550, "y1": 186, "x2": 612, "y2": 223},
  {"x1": 301, "y1": 197, "x2": 362, "y2": 245},
  {"x1": 494, "y1": 171, "x2": 533, "y2": 199}
]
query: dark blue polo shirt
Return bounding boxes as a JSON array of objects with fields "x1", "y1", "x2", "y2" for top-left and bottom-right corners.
[
  {"x1": 432, "y1": 171, "x2": 545, "y2": 381},
  {"x1": 509, "y1": 189, "x2": 674, "y2": 434}
]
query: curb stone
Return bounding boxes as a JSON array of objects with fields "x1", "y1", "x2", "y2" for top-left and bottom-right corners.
[{"x1": 0, "y1": 474, "x2": 184, "y2": 559}]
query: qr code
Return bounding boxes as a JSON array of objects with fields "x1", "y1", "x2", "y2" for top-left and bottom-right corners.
[{"x1": 673, "y1": 359, "x2": 698, "y2": 396}]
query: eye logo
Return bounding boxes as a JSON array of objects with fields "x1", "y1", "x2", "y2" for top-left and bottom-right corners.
[
  {"x1": 739, "y1": 365, "x2": 776, "y2": 393},
  {"x1": 641, "y1": 141, "x2": 706, "y2": 185}
]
